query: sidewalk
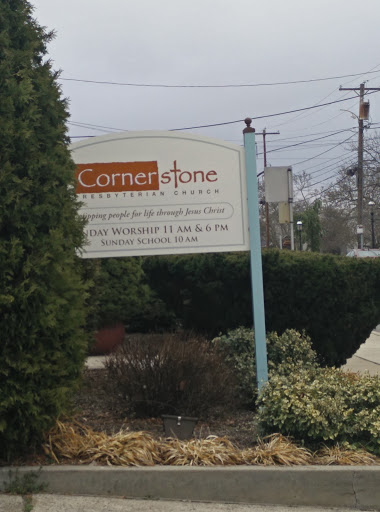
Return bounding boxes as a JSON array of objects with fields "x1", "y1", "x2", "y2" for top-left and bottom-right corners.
[
  {"x1": 1, "y1": 466, "x2": 380, "y2": 511},
  {"x1": 85, "y1": 355, "x2": 107, "y2": 370},
  {"x1": 2, "y1": 494, "x2": 378, "y2": 512},
  {"x1": 342, "y1": 329, "x2": 380, "y2": 375},
  {"x1": 1, "y1": 494, "x2": 379, "y2": 512}
]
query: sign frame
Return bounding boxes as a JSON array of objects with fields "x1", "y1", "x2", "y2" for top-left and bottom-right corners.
[{"x1": 71, "y1": 131, "x2": 250, "y2": 258}]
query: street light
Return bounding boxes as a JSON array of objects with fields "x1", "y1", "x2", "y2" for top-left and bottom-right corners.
[
  {"x1": 369, "y1": 201, "x2": 375, "y2": 249},
  {"x1": 296, "y1": 220, "x2": 303, "y2": 251}
]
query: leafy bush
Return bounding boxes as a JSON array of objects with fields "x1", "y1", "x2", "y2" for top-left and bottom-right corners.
[
  {"x1": 262, "y1": 250, "x2": 380, "y2": 366},
  {"x1": 142, "y1": 251, "x2": 380, "y2": 366},
  {"x1": 213, "y1": 328, "x2": 318, "y2": 407},
  {"x1": 257, "y1": 368, "x2": 380, "y2": 453},
  {"x1": 85, "y1": 257, "x2": 176, "y2": 338},
  {"x1": 104, "y1": 332, "x2": 237, "y2": 417},
  {"x1": 142, "y1": 253, "x2": 252, "y2": 334},
  {"x1": 212, "y1": 327, "x2": 256, "y2": 407},
  {"x1": 266, "y1": 329, "x2": 318, "y2": 376}
]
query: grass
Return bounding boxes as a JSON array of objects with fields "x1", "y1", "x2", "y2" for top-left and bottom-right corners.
[{"x1": 43, "y1": 421, "x2": 380, "y2": 467}]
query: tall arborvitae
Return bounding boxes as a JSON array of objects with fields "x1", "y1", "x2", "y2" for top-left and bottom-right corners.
[{"x1": 0, "y1": 0, "x2": 88, "y2": 457}]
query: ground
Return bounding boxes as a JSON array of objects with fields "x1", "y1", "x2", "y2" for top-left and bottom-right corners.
[{"x1": 72, "y1": 369, "x2": 258, "y2": 449}]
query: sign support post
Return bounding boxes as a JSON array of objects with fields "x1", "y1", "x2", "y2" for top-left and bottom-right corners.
[{"x1": 243, "y1": 118, "x2": 268, "y2": 391}]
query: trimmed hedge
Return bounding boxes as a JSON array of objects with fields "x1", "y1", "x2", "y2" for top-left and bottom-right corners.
[
  {"x1": 263, "y1": 250, "x2": 380, "y2": 365},
  {"x1": 142, "y1": 253, "x2": 252, "y2": 333},
  {"x1": 142, "y1": 251, "x2": 380, "y2": 366}
]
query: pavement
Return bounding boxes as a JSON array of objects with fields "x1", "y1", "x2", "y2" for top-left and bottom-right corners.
[
  {"x1": 1, "y1": 329, "x2": 380, "y2": 511},
  {"x1": 1, "y1": 466, "x2": 380, "y2": 511},
  {"x1": 342, "y1": 328, "x2": 380, "y2": 375},
  {"x1": 1, "y1": 495, "x2": 378, "y2": 512}
]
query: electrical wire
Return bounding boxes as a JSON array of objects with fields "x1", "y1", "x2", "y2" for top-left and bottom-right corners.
[
  {"x1": 68, "y1": 91, "x2": 379, "y2": 136},
  {"x1": 303, "y1": 174, "x2": 351, "y2": 202},
  {"x1": 256, "y1": 126, "x2": 356, "y2": 144},
  {"x1": 58, "y1": 69, "x2": 380, "y2": 88},
  {"x1": 257, "y1": 128, "x2": 355, "y2": 156},
  {"x1": 292, "y1": 133, "x2": 357, "y2": 167},
  {"x1": 266, "y1": 63, "x2": 380, "y2": 130},
  {"x1": 68, "y1": 121, "x2": 124, "y2": 132},
  {"x1": 170, "y1": 93, "x2": 380, "y2": 131},
  {"x1": 302, "y1": 156, "x2": 356, "y2": 179}
]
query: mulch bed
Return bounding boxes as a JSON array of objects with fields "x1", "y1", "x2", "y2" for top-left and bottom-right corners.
[
  {"x1": 72, "y1": 369, "x2": 259, "y2": 449},
  {"x1": 2, "y1": 369, "x2": 379, "y2": 467}
]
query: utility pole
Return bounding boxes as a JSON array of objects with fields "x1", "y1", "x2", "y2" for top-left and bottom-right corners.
[
  {"x1": 256, "y1": 128, "x2": 280, "y2": 247},
  {"x1": 339, "y1": 83, "x2": 380, "y2": 249}
]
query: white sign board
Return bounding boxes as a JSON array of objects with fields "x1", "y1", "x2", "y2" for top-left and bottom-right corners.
[
  {"x1": 264, "y1": 166, "x2": 291, "y2": 203},
  {"x1": 71, "y1": 131, "x2": 249, "y2": 258}
]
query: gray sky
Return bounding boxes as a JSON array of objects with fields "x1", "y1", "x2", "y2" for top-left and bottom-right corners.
[{"x1": 32, "y1": 0, "x2": 380, "y2": 200}]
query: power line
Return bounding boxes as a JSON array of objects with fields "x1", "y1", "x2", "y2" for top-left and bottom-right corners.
[
  {"x1": 304, "y1": 174, "x2": 351, "y2": 202},
  {"x1": 292, "y1": 133, "x2": 357, "y2": 166},
  {"x1": 68, "y1": 121, "x2": 123, "y2": 132},
  {"x1": 257, "y1": 128, "x2": 354, "y2": 156},
  {"x1": 257, "y1": 126, "x2": 356, "y2": 143},
  {"x1": 266, "y1": 63, "x2": 380, "y2": 130},
  {"x1": 304, "y1": 156, "x2": 356, "y2": 179},
  {"x1": 296, "y1": 153, "x2": 349, "y2": 174},
  {"x1": 170, "y1": 94, "x2": 379, "y2": 131},
  {"x1": 68, "y1": 92, "x2": 379, "y2": 136},
  {"x1": 59, "y1": 69, "x2": 380, "y2": 89},
  {"x1": 307, "y1": 172, "x2": 341, "y2": 189}
]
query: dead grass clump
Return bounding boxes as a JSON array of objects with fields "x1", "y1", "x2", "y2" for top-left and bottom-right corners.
[
  {"x1": 44, "y1": 421, "x2": 161, "y2": 466},
  {"x1": 242, "y1": 434, "x2": 313, "y2": 466},
  {"x1": 314, "y1": 445, "x2": 380, "y2": 465},
  {"x1": 159, "y1": 436, "x2": 244, "y2": 466},
  {"x1": 44, "y1": 422, "x2": 379, "y2": 467}
]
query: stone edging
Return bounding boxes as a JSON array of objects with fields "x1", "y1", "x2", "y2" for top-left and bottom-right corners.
[{"x1": 1, "y1": 466, "x2": 380, "y2": 510}]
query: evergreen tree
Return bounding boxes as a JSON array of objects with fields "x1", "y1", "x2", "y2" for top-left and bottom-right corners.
[
  {"x1": 0, "y1": 0, "x2": 88, "y2": 457},
  {"x1": 296, "y1": 201, "x2": 322, "y2": 252}
]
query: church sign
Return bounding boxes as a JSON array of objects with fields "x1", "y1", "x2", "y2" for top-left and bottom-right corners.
[{"x1": 71, "y1": 131, "x2": 249, "y2": 258}]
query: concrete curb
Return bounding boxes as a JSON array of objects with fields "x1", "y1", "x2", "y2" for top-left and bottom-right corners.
[{"x1": 1, "y1": 466, "x2": 380, "y2": 510}]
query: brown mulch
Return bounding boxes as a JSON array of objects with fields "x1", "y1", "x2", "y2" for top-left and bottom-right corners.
[
  {"x1": 72, "y1": 369, "x2": 259, "y2": 449},
  {"x1": 2, "y1": 369, "x2": 379, "y2": 467}
]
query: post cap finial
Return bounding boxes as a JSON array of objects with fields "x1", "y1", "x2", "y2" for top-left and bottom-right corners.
[{"x1": 243, "y1": 117, "x2": 255, "y2": 133}]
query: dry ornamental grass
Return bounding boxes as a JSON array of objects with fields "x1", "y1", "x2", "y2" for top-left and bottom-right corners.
[
  {"x1": 45, "y1": 421, "x2": 161, "y2": 466},
  {"x1": 160, "y1": 436, "x2": 243, "y2": 466},
  {"x1": 44, "y1": 422, "x2": 380, "y2": 467},
  {"x1": 242, "y1": 434, "x2": 314, "y2": 466},
  {"x1": 314, "y1": 444, "x2": 379, "y2": 466}
]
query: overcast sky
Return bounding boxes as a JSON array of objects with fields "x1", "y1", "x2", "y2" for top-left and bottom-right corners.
[{"x1": 31, "y1": 0, "x2": 380, "y2": 200}]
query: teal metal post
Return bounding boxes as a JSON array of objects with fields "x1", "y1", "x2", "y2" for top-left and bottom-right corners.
[{"x1": 243, "y1": 118, "x2": 268, "y2": 390}]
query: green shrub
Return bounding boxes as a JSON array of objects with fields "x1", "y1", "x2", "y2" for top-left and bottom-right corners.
[
  {"x1": 0, "y1": 1, "x2": 89, "y2": 457},
  {"x1": 262, "y1": 250, "x2": 380, "y2": 366},
  {"x1": 85, "y1": 257, "x2": 176, "y2": 338},
  {"x1": 143, "y1": 251, "x2": 380, "y2": 366},
  {"x1": 104, "y1": 332, "x2": 238, "y2": 417},
  {"x1": 257, "y1": 368, "x2": 380, "y2": 453},
  {"x1": 142, "y1": 253, "x2": 252, "y2": 334},
  {"x1": 213, "y1": 328, "x2": 318, "y2": 407},
  {"x1": 266, "y1": 329, "x2": 318, "y2": 376}
]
